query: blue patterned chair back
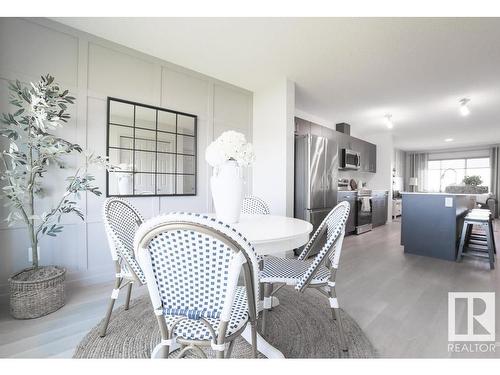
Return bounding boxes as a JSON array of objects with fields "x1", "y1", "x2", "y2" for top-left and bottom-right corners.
[
  {"x1": 296, "y1": 201, "x2": 350, "y2": 291},
  {"x1": 135, "y1": 212, "x2": 260, "y2": 321},
  {"x1": 242, "y1": 196, "x2": 270, "y2": 215},
  {"x1": 103, "y1": 198, "x2": 146, "y2": 283}
]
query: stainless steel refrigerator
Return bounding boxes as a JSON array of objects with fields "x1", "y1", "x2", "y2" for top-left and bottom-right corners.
[{"x1": 294, "y1": 134, "x2": 338, "y2": 256}]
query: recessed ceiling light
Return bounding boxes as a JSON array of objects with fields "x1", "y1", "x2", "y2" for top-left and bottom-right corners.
[
  {"x1": 384, "y1": 114, "x2": 393, "y2": 129},
  {"x1": 444, "y1": 138, "x2": 454, "y2": 142},
  {"x1": 459, "y1": 98, "x2": 470, "y2": 117}
]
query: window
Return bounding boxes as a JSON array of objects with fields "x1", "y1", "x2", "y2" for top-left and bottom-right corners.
[{"x1": 427, "y1": 157, "x2": 490, "y2": 192}]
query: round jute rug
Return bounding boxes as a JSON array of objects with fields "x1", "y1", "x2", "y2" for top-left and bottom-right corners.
[{"x1": 73, "y1": 287, "x2": 377, "y2": 358}]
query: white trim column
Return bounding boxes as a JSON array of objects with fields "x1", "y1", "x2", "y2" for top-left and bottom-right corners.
[{"x1": 252, "y1": 79, "x2": 295, "y2": 217}]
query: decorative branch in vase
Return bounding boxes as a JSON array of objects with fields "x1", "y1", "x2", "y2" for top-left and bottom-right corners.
[
  {"x1": 1, "y1": 75, "x2": 111, "y2": 319},
  {"x1": 205, "y1": 131, "x2": 255, "y2": 223}
]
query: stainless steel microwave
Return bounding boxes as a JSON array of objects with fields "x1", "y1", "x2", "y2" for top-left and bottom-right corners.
[{"x1": 341, "y1": 148, "x2": 361, "y2": 169}]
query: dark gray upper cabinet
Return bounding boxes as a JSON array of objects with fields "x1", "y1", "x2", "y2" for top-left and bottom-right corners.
[
  {"x1": 358, "y1": 139, "x2": 376, "y2": 173},
  {"x1": 366, "y1": 142, "x2": 377, "y2": 173},
  {"x1": 337, "y1": 133, "x2": 376, "y2": 173},
  {"x1": 295, "y1": 117, "x2": 311, "y2": 135},
  {"x1": 294, "y1": 117, "x2": 376, "y2": 173},
  {"x1": 295, "y1": 118, "x2": 335, "y2": 141}
]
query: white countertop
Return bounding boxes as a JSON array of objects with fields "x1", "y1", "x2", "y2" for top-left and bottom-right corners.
[
  {"x1": 402, "y1": 192, "x2": 490, "y2": 196},
  {"x1": 338, "y1": 189, "x2": 388, "y2": 193}
]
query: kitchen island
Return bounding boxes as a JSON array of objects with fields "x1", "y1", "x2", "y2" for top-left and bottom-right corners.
[{"x1": 401, "y1": 192, "x2": 473, "y2": 261}]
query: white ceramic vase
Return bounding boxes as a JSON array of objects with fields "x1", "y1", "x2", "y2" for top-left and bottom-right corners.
[
  {"x1": 211, "y1": 160, "x2": 244, "y2": 223},
  {"x1": 117, "y1": 173, "x2": 133, "y2": 195}
]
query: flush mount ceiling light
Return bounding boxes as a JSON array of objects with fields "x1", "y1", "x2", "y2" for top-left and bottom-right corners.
[
  {"x1": 444, "y1": 138, "x2": 454, "y2": 142},
  {"x1": 384, "y1": 114, "x2": 394, "y2": 129},
  {"x1": 459, "y1": 98, "x2": 471, "y2": 116}
]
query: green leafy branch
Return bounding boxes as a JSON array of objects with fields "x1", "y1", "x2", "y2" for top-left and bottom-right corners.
[{"x1": 0, "y1": 74, "x2": 109, "y2": 268}]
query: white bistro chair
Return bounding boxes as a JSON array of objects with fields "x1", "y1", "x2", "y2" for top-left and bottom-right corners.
[
  {"x1": 134, "y1": 212, "x2": 261, "y2": 358},
  {"x1": 101, "y1": 198, "x2": 146, "y2": 337},
  {"x1": 242, "y1": 196, "x2": 270, "y2": 215},
  {"x1": 242, "y1": 196, "x2": 270, "y2": 265},
  {"x1": 259, "y1": 201, "x2": 350, "y2": 351}
]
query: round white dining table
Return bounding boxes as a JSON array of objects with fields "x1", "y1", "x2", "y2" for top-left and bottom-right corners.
[{"x1": 232, "y1": 214, "x2": 313, "y2": 256}]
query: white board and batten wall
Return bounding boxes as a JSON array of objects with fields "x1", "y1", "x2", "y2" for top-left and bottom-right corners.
[{"x1": 0, "y1": 17, "x2": 253, "y2": 296}]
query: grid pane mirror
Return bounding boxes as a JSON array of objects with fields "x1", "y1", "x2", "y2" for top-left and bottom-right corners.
[{"x1": 106, "y1": 97, "x2": 197, "y2": 197}]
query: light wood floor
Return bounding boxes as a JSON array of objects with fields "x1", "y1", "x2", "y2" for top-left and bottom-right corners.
[
  {"x1": 1, "y1": 220, "x2": 499, "y2": 358},
  {"x1": 338, "y1": 219, "x2": 500, "y2": 358}
]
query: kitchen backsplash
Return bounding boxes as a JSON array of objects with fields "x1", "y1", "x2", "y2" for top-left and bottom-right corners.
[{"x1": 338, "y1": 170, "x2": 377, "y2": 188}]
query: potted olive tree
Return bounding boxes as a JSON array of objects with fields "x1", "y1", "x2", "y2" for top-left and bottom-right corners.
[{"x1": 1, "y1": 75, "x2": 109, "y2": 319}]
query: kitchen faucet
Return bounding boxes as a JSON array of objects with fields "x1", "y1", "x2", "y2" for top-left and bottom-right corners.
[{"x1": 439, "y1": 168, "x2": 457, "y2": 192}]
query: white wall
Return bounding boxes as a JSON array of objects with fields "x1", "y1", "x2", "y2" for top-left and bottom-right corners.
[
  {"x1": 252, "y1": 79, "x2": 295, "y2": 216},
  {"x1": 0, "y1": 18, "x2": 252, "y2": 296}
]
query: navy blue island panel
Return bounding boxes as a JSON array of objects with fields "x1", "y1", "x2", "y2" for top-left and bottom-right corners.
[{"x1": 401, "y1": 193, "x2": 470, "y2": 261}]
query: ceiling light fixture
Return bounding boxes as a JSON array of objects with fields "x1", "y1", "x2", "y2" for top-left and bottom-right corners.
[
  {"x1": 459, "y1": 98, "x2": 470, "y2": 117},
  {"x1": 444, "y1": 138, "x2": 454, "y2": 142},
  {"x1": 384, "y1": 114, "x2": 393, "y2": 129}
]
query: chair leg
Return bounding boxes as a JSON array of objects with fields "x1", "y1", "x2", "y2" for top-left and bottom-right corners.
[
  {"x1": 178, "y1": 344, "x2": 205, "y2": 358},
  {"x1": 457, "y1": 222, "x2": 469, "y2": 262},
  {"x1": 99, "y1": 277, "x2": 122, "y2": 337},
  {"x1": 489, "y1": 218, "x2": 496, "y2": 254},
  {"x1": 261, "y1": 282, "x2": 272, "y2": 336},
  {"x1": 486, "y1": 223, "x2": 495, "y2": 270},
  {"x1": 251, "y1": 320, "x2": 258, "y2": 358},
  {"x1": 216, "y1": 347, "x2": 225, "y2": 359},
  {"x1": 154, "y1": 314, "x2": 170, "y2": 358},
  {"x1": 226, "y1": 339, "x2": 236, "y2": 358},
  {"x1": 159, "y1": 344, "x2": 170, "y2": 359},
  {"x1": 329, "y1": 287, "x2": 348, "y2": 352},
  {"x1": 124, "y1": 282, "x2": 133, "y2": 311}
]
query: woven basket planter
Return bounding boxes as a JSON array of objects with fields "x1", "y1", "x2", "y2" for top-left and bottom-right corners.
[{"x1": 8, "y1": 266, "x2": 66, "y2": 319}]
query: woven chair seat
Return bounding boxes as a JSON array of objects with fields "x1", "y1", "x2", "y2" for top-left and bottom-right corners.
[
  {"x1": 164, "y1": 287, "x2": 249, "y2": 340},
  {"x1": 260, "y1": 256, "x2": 330, "y2": 285}
]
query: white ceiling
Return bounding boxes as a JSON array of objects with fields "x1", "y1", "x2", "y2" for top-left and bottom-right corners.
[{"x1": 54, "y1": 17, "x2": 500, "y2": 151}]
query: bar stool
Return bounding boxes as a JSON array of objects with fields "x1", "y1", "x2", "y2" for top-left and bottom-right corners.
[{"x1": 457, "y1": 209, "x2": 496, "y2": 269}]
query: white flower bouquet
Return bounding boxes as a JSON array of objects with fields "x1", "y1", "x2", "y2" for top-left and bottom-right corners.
[{"x1": 205, "y1": 130, "x2": 255, "y2": 168}]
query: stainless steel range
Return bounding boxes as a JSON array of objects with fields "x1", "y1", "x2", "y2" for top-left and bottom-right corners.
[{"x1": 356, "y1": 189, "x2": 373, "y2": 234}]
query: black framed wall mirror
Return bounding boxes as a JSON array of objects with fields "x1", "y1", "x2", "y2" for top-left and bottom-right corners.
[{"x1": 106, "y1": 97, "x2": 197, "y2": 197}]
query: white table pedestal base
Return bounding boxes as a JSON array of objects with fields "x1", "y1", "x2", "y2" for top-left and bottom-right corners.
[
  {"x1": 241, "y1": 325, "x2": 285, "y2": 358},
  {"x1": 151, "y1": 329, "x2": 284, "y2": 359},
  {"x1": 151, "y1": 340, "x2": 181, "y2": 359},
  {"x1": 270, "y1": 296, "x2": 280, "y2": 308}
]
